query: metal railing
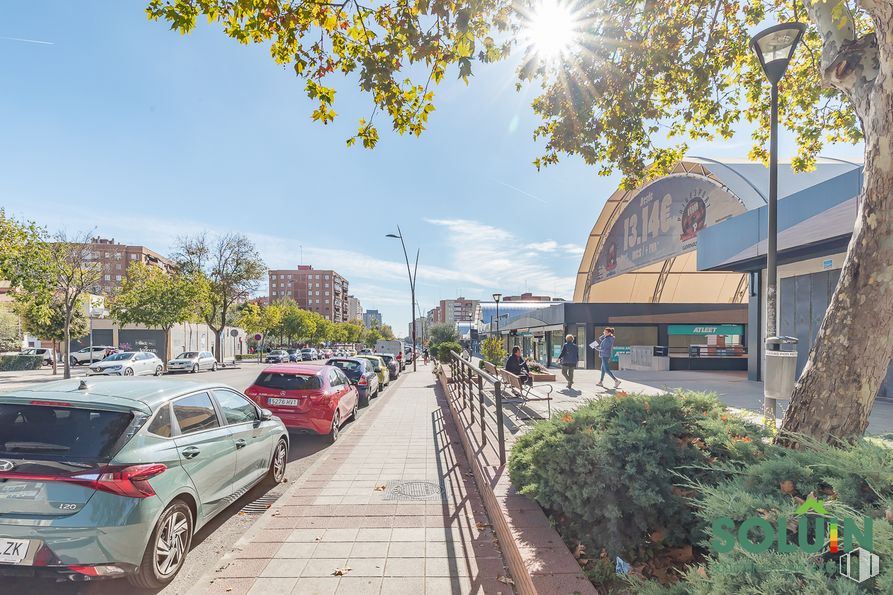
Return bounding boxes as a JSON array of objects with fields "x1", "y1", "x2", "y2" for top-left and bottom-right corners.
[{"x1": 445, "y1": 351, "x2": 507, "y2": 465}]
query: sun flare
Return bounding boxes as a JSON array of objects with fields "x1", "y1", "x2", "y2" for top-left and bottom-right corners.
[{"x1": 524, "y1": 0, "x2": 580, "y2": 59}]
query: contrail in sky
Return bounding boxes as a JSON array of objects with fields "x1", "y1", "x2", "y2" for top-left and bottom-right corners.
[
  {"x1": 0, "y1": 36, "x2": 54, "y2": 45},
  {"x1": 492, "y1": 179, "x2": 549, "y2": 204}
]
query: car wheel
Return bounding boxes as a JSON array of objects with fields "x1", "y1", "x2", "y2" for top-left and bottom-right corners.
[
  {"x1": 128, "y1": 499, "x2": 193, "y2": 589},
  {"x1": 211, "y1": 362, "x2": 218, "y2": 372},
  {"x1": 351, "y1": 399, "x2": 359, "y2": 421},
  {"x1": 328, "y1": 410, "x2": 341, "y2": 443},
  {"x1": 266, "y1": 438, "x2": 288, "y2": 485},
  {"x1": 155, "y1": 365, "x2": 163, "y2": 376},
  {"x1": 191, "y1": 364, "x2": 198, "y2": 374},
  {"x1": 124, "y1": 367, "x2": 134, "y2": 376},
  {"x1": 69, "y1": 356, "x2": 78, "y2": 366}
]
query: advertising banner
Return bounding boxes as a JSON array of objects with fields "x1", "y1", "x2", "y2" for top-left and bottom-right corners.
[{"x1": 591, "y1": 174, "x2": 745, "y2": 282}]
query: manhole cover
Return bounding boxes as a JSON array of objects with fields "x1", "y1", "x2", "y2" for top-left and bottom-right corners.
[{"x1": 383, "y1": 480, "x2": 445, "y2": 501}]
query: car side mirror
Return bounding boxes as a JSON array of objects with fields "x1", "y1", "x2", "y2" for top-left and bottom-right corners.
[{"x1": 260, "y1": 408, "x2": 274, "y2": 421}]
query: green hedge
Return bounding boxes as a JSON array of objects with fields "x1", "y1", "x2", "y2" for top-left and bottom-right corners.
[
  {"x1": 431, "y1": 341, "x2": 462, "y2": 362},
  {"x1": 508, "y1": 391, "x2": 768, "y2": 562},
  {"x1": 0, "y1": 354, "x2": 44, "y2": 371}
]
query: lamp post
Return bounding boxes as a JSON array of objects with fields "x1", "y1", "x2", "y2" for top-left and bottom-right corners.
[
  {"x1": 386, "y1": 226, "x2": 418, "y2": 371},
  {"x1": 492, "y1": 293, "x2": 502, "y2": 337},
  {"x1": 751, "y1": 22, "x2": 805, "y2": 420}
]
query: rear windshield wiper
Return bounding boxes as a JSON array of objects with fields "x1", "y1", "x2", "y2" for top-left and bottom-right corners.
[{"x1": 3, "y1": 442, "x2": 71, "y2": 452}]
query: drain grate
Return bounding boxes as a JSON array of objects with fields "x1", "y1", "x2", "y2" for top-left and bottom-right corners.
[
  {"x1": 383, "y1": 480, "x2": 445, "y2": 501},
  {"x1": 240, "y1": 493, "x2": 281, "y2": 514}
]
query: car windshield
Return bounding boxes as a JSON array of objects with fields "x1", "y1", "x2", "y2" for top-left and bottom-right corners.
[
  {"x1": 176, "y1": 352, "x2": 199, "y2": 359},
  {"x1": 361, "y1": 357, "x2": 381, "y2": 371},
  {"x1": 377, "y1": 354, "x2": 393, "y2": 363},
  {"x1": 21, "y1": 349, "x2": 37, "y2": 355},
  {"x1": 301, "y1": 349, "x2": 312, "y2": 353},
  {"x1": 105, "y1": 352, "x2": 135, "y2": 361},
  {"x1": 329, "y1": 360, "x2": 363, "y2": 376},
  {"x1": 254, "y1": 372, "x2": 322, "y2": 391},
  {"x1": 0, "y1": 404, "x2": 136, "y2": 461}
]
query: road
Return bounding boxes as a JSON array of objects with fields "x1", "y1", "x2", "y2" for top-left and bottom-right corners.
[{"x1": 1, "y1": 361, "x2": 380, "y2": 594}]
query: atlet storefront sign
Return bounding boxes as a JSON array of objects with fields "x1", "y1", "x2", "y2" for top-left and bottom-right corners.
[{"x1": 591, "y1": 174, "x2": 745, "y2": 282}]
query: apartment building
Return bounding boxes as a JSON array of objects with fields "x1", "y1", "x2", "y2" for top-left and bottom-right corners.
[
  {"x1": 268, "y1": 265, "x2": 350, "y2": 322},
  {"x1": 363, "y1": 309, "x2": 382, "y2": 329},
  {"x1": 347, "y1": 295, "x2": 363, "y2": 322},
  {"x1": 85, "y1": 237, "x2": 175, "y2": 295}
]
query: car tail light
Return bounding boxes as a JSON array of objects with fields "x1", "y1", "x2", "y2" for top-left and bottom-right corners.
[
  {"x1": 67, "y1": 564, "x2": 128, "y2": 577},
  {"x1": 358, "y1": 376, "x2": 368, "y2": 386},
  {"x1": 2, "y1": 464, "x2": 167, "y2": 499}
]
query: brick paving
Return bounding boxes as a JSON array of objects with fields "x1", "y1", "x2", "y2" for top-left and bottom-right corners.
[{"x1": 197, "y1": 365, "x2": 515, "y2": 595}]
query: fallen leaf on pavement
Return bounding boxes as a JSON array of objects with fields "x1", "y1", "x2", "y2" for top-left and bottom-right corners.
[
  {"x1": 374, "y1": 484, "x2": 386, "y2": 491},
  {"x1": 475, "y1": 522, "x2": 492, "y2": 529},
  {"x1": 332, "y1": 567, "x2": 352, "y2": 576},
  {"x1": 497, "y1": 575, "x2": 514, "y2": 585}
]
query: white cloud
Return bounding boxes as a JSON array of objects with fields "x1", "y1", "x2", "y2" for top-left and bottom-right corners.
[{"x1": 526, "y1": 241, "x2": 558, "y2": 252}]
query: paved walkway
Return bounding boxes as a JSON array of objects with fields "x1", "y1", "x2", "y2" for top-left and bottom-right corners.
[{"x1": 197, "y1": 365, "x2": 514, "y2": 595}]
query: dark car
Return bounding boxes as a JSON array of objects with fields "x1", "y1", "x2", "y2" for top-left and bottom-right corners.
[
  {"x1": 325, "y1": 357, "x2": 379, "y2": 406},
  {"x1": 265, "y1": 350, "x2": 290, "y2": 364},
  {"x1": 287, "y1": 349, "x2": 300, "y2": 362},
  {"x1": 375, "y1": 353, "x2": 400, "y2": 380},
  {"x1": 300, "y1": 348, "x2": 318, "y2": 361}
]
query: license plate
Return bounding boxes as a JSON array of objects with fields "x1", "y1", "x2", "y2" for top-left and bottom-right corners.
[
  {"x1": 267, "y1": 398, "x2": 298, "y2": 407},
  {"x1": 0, "y1": 482, "x2": 41, "y2": 500},
  {"x1": 0, "y1": 538, "x2": 29, "y2": 564}
]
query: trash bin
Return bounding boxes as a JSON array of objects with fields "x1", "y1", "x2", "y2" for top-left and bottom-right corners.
[{"x1": 764, "y1": 336, "x2": 799, "y2": 401}]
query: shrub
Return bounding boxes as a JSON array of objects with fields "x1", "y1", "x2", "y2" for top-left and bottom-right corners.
[
  {"x1": 0, "y1": 354, "x2": 44, "y2": 371},
  {"x1": 431, "y1": 341, "x2": 462, "y2": 362},
  {"x1": 508, "y1": 391, "x2": 769, "y2": 561},
  {"x1": 480, "y1": 337, "x2": 506, "y2": 365}
]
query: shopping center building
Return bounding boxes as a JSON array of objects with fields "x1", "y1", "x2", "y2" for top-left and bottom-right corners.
[{"x1": 494, "y1": 157, "x2": 863, "y2": 374}]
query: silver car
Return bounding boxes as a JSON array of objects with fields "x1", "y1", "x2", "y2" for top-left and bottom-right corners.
[
  {"x1": 167, "y1": 351, "x2": 218, "y2": 373},
  {"x1": 89, "y1": 352, "x2": 164, "y2": 377}
]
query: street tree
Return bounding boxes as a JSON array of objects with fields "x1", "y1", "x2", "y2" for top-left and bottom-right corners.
[
  {"x1": 379, "y1": 324, "x2": 396, "y2": 340},
  {"x1": 364, "y1": 327, "x2": 382, "y2": 349},
  {"x1": 0, "y1": 304, "x2": 22, "y2": 352},
  {"x1": 172, "y1": 232, "x2": 266, "y2": 361},
  {"x1": 343, "y1": 320, "x2": 366, "y2": 345},
  {"x1": 428, "y1": 323, "x2": 458, "y2": 346},
  {"x1": 111, "y1": 262, "x2": 208, "y2": 367},
  {"x1": 18, "y1": 297, "x2": 88, "y2": 375},
  {"x1": 0, "y1": 211, "x2": 52, "y2": 325}
]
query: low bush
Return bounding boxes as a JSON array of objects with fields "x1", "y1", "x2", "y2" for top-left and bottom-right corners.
[
  {"x1": 636, "y1": 436, "x2": 893, "y2": 594},
  {"x1": 508, "y1": 391, "x2": 769, "y2": 564},
  {"x1": 480, "y1": 337, "x2": 506, "y2": 365},
  {"x1": 0, "y1": 354, "x2": 44, "y2": 371},
  {"x1": 431, "y1": 341, "x2": 462, "y2": 362}
]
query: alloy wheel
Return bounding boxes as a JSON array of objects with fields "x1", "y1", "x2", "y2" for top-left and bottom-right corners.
[
  {"x1": 124, "y1": 367, "x2": 134, "y2": 376},
  {"x1": 330, "y1": 410, "x2": 341, "y2": 443},
  {"x1": 154, "y1": 510, "x2": 190, "y2": 578},
  {"x1": 155, "y1": 365, "x2": 163, "y2": 376},
  {"x1": 272, "y1": 441, "x2": 287, "y2": 482}
]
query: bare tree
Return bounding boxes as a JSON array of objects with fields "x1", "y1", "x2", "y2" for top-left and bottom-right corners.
[{"x1": 172, "y1": 233, "x2": 265, "y2": 361}]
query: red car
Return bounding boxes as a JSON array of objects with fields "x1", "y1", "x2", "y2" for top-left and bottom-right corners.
[{"x1": 245, "y1": 364, "x2": 359, "y2": 442}]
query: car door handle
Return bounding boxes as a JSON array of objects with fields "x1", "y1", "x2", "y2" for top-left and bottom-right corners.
[
  {"x1": 181, "y1": 446, "x2": 200, "y2": 459},
  {"x1": 235, "y1": 439, "x2": 247, "y2": 449}
]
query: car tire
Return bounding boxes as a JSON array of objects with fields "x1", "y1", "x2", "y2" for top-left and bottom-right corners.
[
  {"x1": 129, "y1": 499, "x2": 193, "y2": 589},
  {"x1": 69, "y1": 356, "x2": 78, "y2": 367},
  {"x1": 265, "y1": 438, "x2": 288, "y2": 486},
  {"x1": 328, "y1": 410, "x2": 341, "y2": 444},
  {"x1": 211, "y1": 362, "x2": 218, "y2": 372},
  {"x1": 191, "y1": 364, "x2": 198, "y2": 374},
  {"x1": 124, "y1": 367, "x2": 134, "y2": 376},
  {"x1": 155, "y1": 365, "x2": 163, "y2": 376}
]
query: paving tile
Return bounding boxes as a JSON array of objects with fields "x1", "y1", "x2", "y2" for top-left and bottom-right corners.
[
  {"x1": 425, "y1": 576, "x2": 474, "y2": 594},
  {"x1": 301, "y1": 558, "x2": 349, "y2": 577},
  {"x1": 321, "y1": 528, "x2": 360, "y2": 542},
  {"x1": 260, "y1": 558, "x2": 308, "y2": 578},
  {"x1": 426, "y1": 556, "x2": 474, "y2": 577},
  {"x1": 205, "y1": 577, "x2": 254, "y2": 595},
  {"x1": 343, "y1": 557, "x2": 386, "y2": 577},
  {"x1": 378, "y1": 577, "x2": 426, "y2": 595},
  {"x1": 389, "y1": 527, "x2": 426, "y2": 542},
  {"x1": 335, "y1": 577, "x2": 382, "y2": 594},
  {"x1": 217, "y1": 558, "x2": 270, "y2": 578},
  {"x1": 383, "y1": 557, "x2": 426, "y2": 577},
  {"x1": 276, "y1": 542, "x2": 318, "y2": 558},
  {"x1": 290, "y1": 577, "x2": 339, "y2": 595},
  {"x1": 355, "y1": 528, "x2": 392, "y2": 542},
  {"x1": 286, "y1": 529, "x2": 325, "y2": 543},
  {"x1": 350, "y1": 541, "x2": 389, "y2": 558},
  {"x1": 313, "y1": 541, "x2": 355, "y2": 558},
  {"x1": 390, "y1": 516, "x2": 425, "y2": 528},
  {"x1": 234, "y1": 541, "x2": 283, "y2": 559}
]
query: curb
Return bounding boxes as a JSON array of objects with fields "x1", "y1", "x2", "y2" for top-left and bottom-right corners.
[{"x1": 186, "y1": 371, "x2": 412, "y2": 595}]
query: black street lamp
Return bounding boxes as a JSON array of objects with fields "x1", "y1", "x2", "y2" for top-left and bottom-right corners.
[
  {"x1": 386, "y1": 227, "x2": 418, "y2": 371},
  {"x1": 751, "y1": 22, "x2": 805, "y2": 419},
  {"x1": 492, "y1": 293, "x2": 502, "y2": 336}
]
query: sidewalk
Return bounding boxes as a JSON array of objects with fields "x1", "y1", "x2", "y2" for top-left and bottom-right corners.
[{"x1": 198, "y1": 364, "x2": 514, "y2": 595}]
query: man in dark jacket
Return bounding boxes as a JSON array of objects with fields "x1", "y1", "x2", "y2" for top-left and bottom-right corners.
[
  {"x1": 504, "y1": 346, "x2": 532, "y2": 386},
  {"x1": 558, "y1": 334, "x2": 579, "y2": 389}
]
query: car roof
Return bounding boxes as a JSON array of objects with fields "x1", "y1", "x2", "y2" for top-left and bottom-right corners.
[
  {"x1": 0, "y1": 378, "x2": 235, "y2": 414},
  {"x1": 261, "y1": 364, "x2": 323, "y2": 374}
]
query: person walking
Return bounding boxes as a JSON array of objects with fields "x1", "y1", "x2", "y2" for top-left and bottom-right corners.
[
  {"x1": 557, "y1": 334, "x2": 579, "y2": 389},
  {"x1": 504, "y1": 346, "x2": 532, "y2": 386},
  {"x1": 594, "y1": 327, "x2": 621, "y2": 388}
]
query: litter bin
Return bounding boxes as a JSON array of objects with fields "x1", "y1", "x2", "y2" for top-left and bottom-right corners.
[{"x1": 764, "y1": 336, "x2": 799, "y2": 404}]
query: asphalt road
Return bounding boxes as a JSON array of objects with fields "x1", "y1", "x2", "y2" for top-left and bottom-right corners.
[{"x1": 2, "y1": 361, "x2": 376, "y2": 594}]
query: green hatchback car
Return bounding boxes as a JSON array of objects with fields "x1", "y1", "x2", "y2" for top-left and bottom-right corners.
[{"x1": 0, "y1": 378, "x2": 289, "y2": 587}]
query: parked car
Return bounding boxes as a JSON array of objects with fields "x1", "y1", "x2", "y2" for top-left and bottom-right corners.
[
  {"x1": 322, "y1": 349, "x2": 334, "y2": 359},
  {"x1": 20, "y1": 348, "x2": 56, "y2": 366},
  {"x1": 287, "y1": 349, "x2": 300, "y2": 362},
  {"x1": 88, "y1": 352, "x2": 164, "y2": 377},
  {"x1": 375, "y1": 353, "x2": 400, "y2": 380},
  {"x1": 326, "y1": 357, "x2": 379, "y2": 405},
  {"x1": 265, "y1": 350, "x2": 290, "y2": 364},
  {"x1": 0, "y1": 378, "x2": 288, "y2": 587},
  {"x1": 69, "y1": 345, "x2": 118, "y2": 366},
  {"x1": 167, "y1": 351, "x2": 217, "y2": 373},
  {"x1": 359, "y1": 348, "x2": 373, "y2": 355},
  {"x1": 300, "y1": 348, "x2": 318, "y2": 361},
  {"x1": 357, "y1": 355, "x2": 389, "y2": 389},
  {"x1": 244, "y1": 364, "x2": 358, "y2": 442}
]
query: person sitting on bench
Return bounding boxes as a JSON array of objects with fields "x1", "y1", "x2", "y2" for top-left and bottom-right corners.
[{"x1": 504, "y1": 346, "x2": 533, "y2": 386}]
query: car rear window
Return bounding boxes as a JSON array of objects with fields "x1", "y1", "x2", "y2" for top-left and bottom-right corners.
[
  {"x1": 329, "y1": 360, "x2": 363, "y2": 376},
  {"x1": 0, "y1": 403, "x2": 135, "y2": 461},
  {"x1": 254, "y1": 372, "x2": 321, "y2": 391}
]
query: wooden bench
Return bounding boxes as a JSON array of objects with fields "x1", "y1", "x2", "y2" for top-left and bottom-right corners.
[
  {"x1": 482, "y1": 361, "x2": 498, "y2": 376},
  {"x1": 497, "y1": 368, "x2": 553, "y2": 418}
]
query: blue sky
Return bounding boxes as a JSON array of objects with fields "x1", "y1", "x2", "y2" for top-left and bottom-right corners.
[{"x1": 0, "y1": 2, "x2": 863, "y2": 333}]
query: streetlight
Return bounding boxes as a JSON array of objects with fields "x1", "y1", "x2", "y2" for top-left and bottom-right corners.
[
  {"x1": 751, "y1": 22, "x2": 805, "y2": 420},
  {"x1": 386, "y1": 226, "x2": 418, "y2": 371},
  {"x1": 492, "y1": 293, "x2": 502, "y2": 336}
]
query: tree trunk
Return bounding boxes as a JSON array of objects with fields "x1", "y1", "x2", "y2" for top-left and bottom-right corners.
[
  {"x1": 51, "y1": 339, "x2": 58, "y2": 375},
  {"x1": 63, "y1": 314, "x2": 71, "y2": 380},
  {"x1": 781, "y1": 62, "x2": 893, "y2": 442},
  {"x1": 163, "y1": 327, "x2": 171, "y2": 371}
]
